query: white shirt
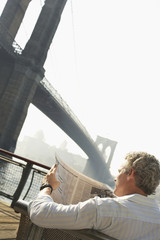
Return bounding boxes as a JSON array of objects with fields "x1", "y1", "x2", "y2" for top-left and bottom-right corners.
[{"x1": 28, "y1": 193, "x2": 160, "y2": 240}]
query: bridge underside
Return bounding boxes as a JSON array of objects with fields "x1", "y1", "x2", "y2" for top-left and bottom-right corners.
[
  {"x1": 32, "y1": 83, "x2": 114, "y2": 186},
  {"x1": 0, "y1": 45, "x2": 114, "y2": 186}
]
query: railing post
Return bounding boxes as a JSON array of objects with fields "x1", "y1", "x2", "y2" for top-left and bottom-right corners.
[{"x1": 11, "y1": 162, "x2": 33, "y2": 208}]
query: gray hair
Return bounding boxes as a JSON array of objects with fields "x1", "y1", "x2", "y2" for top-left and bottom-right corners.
[{"x1": 124, "y1": 152, "x2": 160, "y2": 195}]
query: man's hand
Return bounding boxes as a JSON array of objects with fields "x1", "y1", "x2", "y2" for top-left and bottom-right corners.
[{"x1": 42, "y1": 164, "x2": 60, "y2": 190}]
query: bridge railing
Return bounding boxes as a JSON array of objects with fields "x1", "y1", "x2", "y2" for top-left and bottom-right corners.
[
  {"x1": 0, "y1": 21, "x2": 22, "y2": 55},
  {"x1": 41, "y1": 77, "x2": 95, "y2": 143},
  {"x1": 0, "y1": 148, "x2": 50, "y2": 207}
]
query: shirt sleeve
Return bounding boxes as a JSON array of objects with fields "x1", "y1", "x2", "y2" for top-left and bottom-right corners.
[{"x1": 28, "y1": 192, "x2": 98, "y2": 229}]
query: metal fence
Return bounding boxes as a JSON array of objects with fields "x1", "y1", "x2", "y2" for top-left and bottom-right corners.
[{"x1": 0, "y1": 148, "x2": 50, "y2": 207}]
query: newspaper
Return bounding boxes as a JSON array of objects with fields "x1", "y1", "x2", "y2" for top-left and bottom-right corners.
[{"x1": 52, "y1": 154, "x2": 115, "y2": 205}]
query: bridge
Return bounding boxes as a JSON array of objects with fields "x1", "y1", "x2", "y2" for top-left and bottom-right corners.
[{"x1": 0, "y1": 0, "x2": 117, "y2": 186}]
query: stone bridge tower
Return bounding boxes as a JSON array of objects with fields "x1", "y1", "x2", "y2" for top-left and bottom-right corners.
[
  {"x1": 0, "y1": 0, "x2": 67, "y2": 152},
  {"x1": 83, "y1": 136, "x2": 117, "y2": 187},
  {"x1": 95, "y1": 136, "x2": 117, "y2": 168}
]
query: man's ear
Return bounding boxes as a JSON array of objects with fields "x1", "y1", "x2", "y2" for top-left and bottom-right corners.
[{"x1": 128, "y1": 168, "x2": 135, "y2": 178}]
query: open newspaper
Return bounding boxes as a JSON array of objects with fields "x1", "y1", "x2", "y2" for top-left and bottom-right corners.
[{"x1": 52, "y1": 154, "x2": 115, "y2": 205}]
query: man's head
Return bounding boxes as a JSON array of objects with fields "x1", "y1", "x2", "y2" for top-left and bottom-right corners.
[{"x1": 114, "y1": 152, "x2": 160, "y2": 197}]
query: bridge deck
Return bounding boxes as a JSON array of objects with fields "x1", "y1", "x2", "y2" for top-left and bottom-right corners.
[{"x1": 0, "y1": 200, "x2": 20, "y2": 240}]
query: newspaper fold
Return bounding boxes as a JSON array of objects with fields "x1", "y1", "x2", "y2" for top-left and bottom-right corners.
[{"x1": 52, "y1": 154, "x2": 115, "y2": 204}]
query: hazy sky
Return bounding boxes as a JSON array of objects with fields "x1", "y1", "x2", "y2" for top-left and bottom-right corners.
[{"x1": 1, "y1": 0, "x2": 160, "y2": 174}]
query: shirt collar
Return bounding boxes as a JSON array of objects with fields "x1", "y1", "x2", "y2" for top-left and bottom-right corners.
[{"x1": 118, "y1": 194, "x2": 159, "y2": 209}]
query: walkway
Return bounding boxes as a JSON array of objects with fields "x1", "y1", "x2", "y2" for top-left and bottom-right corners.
[{"x1": 0, "y1": 200, "x2": 20, "y2": 240}]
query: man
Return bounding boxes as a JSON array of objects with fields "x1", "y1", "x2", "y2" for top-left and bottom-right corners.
[{"x1": 28, "y1": 152, "x2": 160, "y2": 240}]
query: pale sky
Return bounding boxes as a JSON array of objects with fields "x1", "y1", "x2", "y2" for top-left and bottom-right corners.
[{"x1": 1, "y1": 0, "x2": 160, "y2": 175}]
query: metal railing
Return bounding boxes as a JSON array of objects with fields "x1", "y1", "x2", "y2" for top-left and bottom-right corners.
[
  {"x1": 0, "y1": 21, "x2": 23, "y2": 55},
  {"x1": 41, "y1": 77, "x2": 95, "y2": 143},
  {"x1": 0, "y1": 148, "x2": 50, "y2": 207}
]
